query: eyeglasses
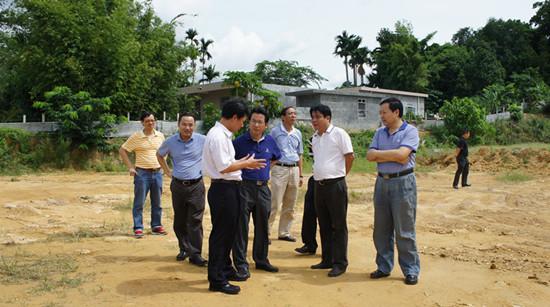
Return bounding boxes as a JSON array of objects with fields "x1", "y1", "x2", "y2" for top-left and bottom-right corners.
[{"x1": 250, "y1": 120, "x2": 265, "y2": 126}]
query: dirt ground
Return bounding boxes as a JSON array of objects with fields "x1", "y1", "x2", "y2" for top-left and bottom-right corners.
[{"x1": 1, "y1": 158, "x2": 550, "y2": 306}]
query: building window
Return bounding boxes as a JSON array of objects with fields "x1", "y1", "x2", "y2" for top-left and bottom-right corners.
[
  {"x1": 406, "y1": 106, "x2": 416, "y2": 115},
  {"x1": 358, "y1": 99, "x2": 366, "y2": 118}
]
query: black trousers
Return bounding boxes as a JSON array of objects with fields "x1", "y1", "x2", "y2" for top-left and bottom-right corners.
[
  {"x1": 300, "y1": 176, "x2": 318, "y2": 249},
  {"x1": 207, "y1": 181, "x2": 242, "y2": 287},
  {"x1": 314, "y1": 177, "x2": 348, "y2": 269},
  {"x1": 170, "y1": 179, "x2": 205, "y2": 256},
  {"x1": 453, "y1": 157, "x2": 469, "y2": 187},
  {"x1": 232, "y1": 181, "x2": 271, "y2": 272}
]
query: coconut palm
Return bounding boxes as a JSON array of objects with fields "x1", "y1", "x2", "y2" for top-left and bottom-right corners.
[
  {"x1": 334, "y1": 31, "x2": 361, "y2": 85},
  {"x1": 185, "y1": 29, "x2": 200, "y2": 84},
  {"x1": 199, "y1": 65, "x2": 220, "y2": 84},
  {"x1": 351, "y1": 46, "x2": 371, "y2": 86},
  {"x1": 185, "y1": 28, "x2": 199, "y2": 46},
  {"x1": 346, "y1": 36, "x2": 363, "y2": 86},
  {"x1": 199, "y1": 38, "x2": 214, "y2": 80}
]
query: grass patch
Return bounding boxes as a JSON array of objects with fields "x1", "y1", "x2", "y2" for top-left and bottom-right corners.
[
  {"x1": 46, "y1": 222, "x2": 130, "y2": 243},
  {"x1": 496, "y1": 171, "x2": 533, "y2": 183},
  {"x1": 0, "y1": 254, "x2": 77, "y2": 284}
]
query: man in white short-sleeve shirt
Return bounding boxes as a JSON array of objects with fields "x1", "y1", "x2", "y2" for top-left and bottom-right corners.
[{"x1": 309, "y1": 104, "x2": 354, "y2": 278}]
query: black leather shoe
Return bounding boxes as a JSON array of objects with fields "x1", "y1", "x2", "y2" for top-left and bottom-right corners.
[
  {"x1": 278, "y1": 235, "x2": 297, "y2": 242},
  {"x1": 295, "y1": 245, "x2": 316, "y2": 255},
  {"x1": 189, "y1": 255, "x2": 208, "y2": 267},
  {"x1": 228, "y1": 271, "x2": 250, "y2": 282},
  {"x1": 370, "y1": 270, "x2": 390, "y2": 279},
  {"x1": 462, "y1": 183, "x2": 471, "y2": 187},
  {"x1": 310, "y1": 262, "x2": 332, "y2": 269},
  {"x1": 256, "y1": 263, "x2": 279, "y2": 273},
  {"x1": 176, "y1": 251, "x2": 188, "y2": 261},
  {"x1": 405, "y1": 274, "x2": 418, "y2": 285},
  {"x1": 209, "y1": 283, "x2": 240, "y2": 295},
  {"x1": 328, "y1": 267, "x2": 346, "y2": 277},
  {"x1": 453, "y1": 185, "x2": 459, "y2": 189}
]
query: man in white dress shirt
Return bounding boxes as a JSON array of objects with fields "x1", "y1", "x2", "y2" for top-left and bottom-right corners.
[{"x1": 202, "y1": 97, "x2": 266, "y2": 295}]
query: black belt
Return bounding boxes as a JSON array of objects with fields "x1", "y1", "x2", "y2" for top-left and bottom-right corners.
[
  {"x1": 242, "y1": 179, "x2": 268, "y2": 186},
  {"x1": 315, "y1": 176, "x2": 345, "y2": 186},
  {"x1": 211, "y1": 179, "x2": 242, "y2": 185},
  {"x1": 136, "y1": 167, "x2": 161, "y2": 173},
  {"x1": 378, "y1": 168, "x2": 414, "y2": 179},
  {"x1": 173, "y1": 177, "x2": 202, "y2": 185},
  {"x1": 276, "y1": 162, "x2": 298, "y2": 167}
]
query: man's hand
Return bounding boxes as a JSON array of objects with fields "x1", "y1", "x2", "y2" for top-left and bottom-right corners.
[
  {"x1": 164, "y1": 170, "x2": 172, "y2": 178},
  {"x1": 241, "y1": 154, "x2": 267, "y2": 170},
  {"x1": 299, "y1": 177, "x2": 304, "y2": 187},
  {"x1": 129, "y1": 168, "x2": 137, "y2": 176}
]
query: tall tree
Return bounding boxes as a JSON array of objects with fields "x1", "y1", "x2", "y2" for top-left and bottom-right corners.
[
  {"x1": 531, "y1": 1, "x2": 550, "y2": 83},
  {"x1": 253, "y1": 59, "x2": 327, "y2": 88},
  {"x1": 185, "y1": 28, "x2": 200, "y2": 84},
  {"x1": 199, "y1": 64, "x2": 220, "y2": 84},
  {"x1": 350, "y1": 46, "x2": 370, "y2": 86},
  {"x1": 199, "y1": 37, "x2": 213, "y2": 81},
  {"x1": 334, "y1": 31, "x2": 359, "y2": 85},
  {"x1": 346, "y1": 36, "x2": 363, "y2": 86}
]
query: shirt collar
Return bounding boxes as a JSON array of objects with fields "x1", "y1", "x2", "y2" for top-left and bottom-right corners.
[
  {"x1": 138, "y1": 129, "x2": 159, "y2": 137},
  {"x1": 215, "y1": 121, "x2": 233, "y2": 138},
  {"x1": 245, "y1": 131, "x2": 265, "y2": 143},
  {"x1": 313, "y1": 124, "x2": 334, "y2": 137},
  {"x1": 384, "y1": 121, "x2": 408, "y2": 136},
  {"x1": 280, "y1": 122, "x2": 295, "y2": 134},
  {"x1": 177, "y1": 132, "x2": 194, "y2": 143}
]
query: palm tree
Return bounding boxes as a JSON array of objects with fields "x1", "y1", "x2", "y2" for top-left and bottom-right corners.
[
  {"x1": 334, "y1": 31, "x2": 361, "y2": 85},
  {"x1": 199, "y1": 38, "x2": 214, "y2": 81},
  {"x1": 351, "y1": 47, "x2": 371, "y2": 86},
  {"x1": 199, "y1": 65, "x2": 220, "y2": 84},
  {"x1": 346, "y1": 36, "x2": 362, "y2": 86},
  {"x1": 185, "y1": 29, "x2": 200, "y2": 84}
]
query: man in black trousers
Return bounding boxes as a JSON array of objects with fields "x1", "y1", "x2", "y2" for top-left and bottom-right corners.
[
  {"x1": 232, "y1": 107, "x2": 281, "y2": 278},
  {"x1": 295, "y1": 138, "x2": 317, "y2": 255},
  {"x1": 309, "y1": 104, "x2": 354, "y2": 277},
  {"x1": 453, "y1": 128, "x2": 471, "y2": 189},
  {"x1": 202, "y1": 98, "x2": 266, "y2": 295}
]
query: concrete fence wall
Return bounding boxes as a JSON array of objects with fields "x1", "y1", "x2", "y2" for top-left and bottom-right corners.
[{"x1": 0, "y1": 120, "x2": 205, "y2": 137}]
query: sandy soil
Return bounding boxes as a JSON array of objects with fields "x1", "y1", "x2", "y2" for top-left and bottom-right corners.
[{"x1": 1, "y1": 164, "x2": 549, "y2": 306}]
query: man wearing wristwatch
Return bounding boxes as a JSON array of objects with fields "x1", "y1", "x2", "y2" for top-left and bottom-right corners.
[{"x1": 269, "y1": 106, "x2": 304, "y2": 242}]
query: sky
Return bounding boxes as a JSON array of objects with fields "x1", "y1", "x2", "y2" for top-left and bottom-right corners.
[{"x1": 151, "y1": 0, "x2": 538, "y2": 89}]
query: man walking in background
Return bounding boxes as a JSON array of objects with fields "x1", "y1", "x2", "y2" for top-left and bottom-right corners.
[
  {"x1": 309, "y1": 104, "x2": 354, "y2": 277},
  {"x1": 202, "y1": 98, "x2": 266, "y2": 295},
  {"x1": 269, "y1": 106, "x2": 304, "y2": 242},
  {"x1": 232, "y1": 107, "x2": 281, "y2": 280},
  {"x1": 119, "y1": 112, "x2": 166, "y2": 238},
  {"x1": 367, "y1": 97, "x2": 420, "y2": 285},
  {"x1": 157, "y1": 113, "x2": 207, "y2": 267},
  {"x1": 453, "y1": 128, "x2": 471, "y2": 189}
]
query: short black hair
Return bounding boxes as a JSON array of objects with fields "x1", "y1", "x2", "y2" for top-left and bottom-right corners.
[
  {"x1": 462, "y1": 128, "x2": 470, "y2": 135},
  {"x1": 221, "y1": 97, "x2": 249, "y2": 119},
  {"x1": 309, "y1": 104, "x2": 331, "y2": 119},
  {"x1": 178, "y1": 112, "x2": 195, "y2": 124},
  {"x1": 140, "y1": 112, "x2": 154, "y2": 121},
  {"x1": 250, "y1": 107, "x2": 269, "y2": 123},
  {"x1": 380, "y1": 97, "x2": 403, "y2": 118},
  {"x1": 280, "y1": 106, "x2": 296, "y2": 117}
]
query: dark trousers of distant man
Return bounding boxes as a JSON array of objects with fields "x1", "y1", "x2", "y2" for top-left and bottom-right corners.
[
  {"x1": 300, "y1": 176, "x2": 318, "y2": 250},
  {"x1": 207, "y1": 181, "x2": 242, "y2": 287},
  {"x1": 232, "y1": 180, "x2": 271, "y2": 272},
  {"x1": 453, "y1": 157, "x2": 469, "y2": 187},
  {"x1": 314, "y1": 177, "x2": 348, "y2": 270},
  {"x1": 170, "y1": 178, "x2": 205, "y2": 257}
]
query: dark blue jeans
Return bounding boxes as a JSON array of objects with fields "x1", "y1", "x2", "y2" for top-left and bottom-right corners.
[{"x1": 132, "y1": 169, "x2": 163, "y2": 230}]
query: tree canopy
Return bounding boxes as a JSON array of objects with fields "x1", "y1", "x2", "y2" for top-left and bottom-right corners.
[{"x1": 253, "y1": 60, "x2": 327, "y2": 88}]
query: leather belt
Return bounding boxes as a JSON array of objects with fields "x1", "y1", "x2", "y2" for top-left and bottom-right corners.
[
  {"x1": 378, "y1": 168, "x2": 414, "y2": 179},
  {"x1": 173, "y1": 177, "x2": 202, "y2": 185},
  {"x1": 276, "y1": 162, "x2": 298, "y2": 167},
  {"x1": 243, "y1": 179, "x2": 268, "y2": 186},
  {"x1": 211, "y1": 179, "x2": 242, "y2": 185},
  {"x1": 136, "y1": 167, "x2": 161, "y2": 172},
  {"x1": 315, "y1": 176, "x2": 345, "y2": 186}
]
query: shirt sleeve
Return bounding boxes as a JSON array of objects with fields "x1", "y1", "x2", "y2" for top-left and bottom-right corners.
[
  {"x1": 456, "y1": 139, "x2": 465, "y2": 149},
  {"x1": 339, "y1": 129, "x2": 354, "y2": 155},
  {"x1": 233, "y1": 138, "x2": 246, "y2": 160},
  {"x1": 400, "y1": 127, "x2": 419, "y2": 152},
  {"x1": 121, "y1": 133, "x2": 138, "y2": 152},
  {"x1": 271, "y1": 137, "x2": 282, "y2": 161},
  {"x1": 296, "y1": 130, "x2": 304, "y2": 155},
  {"x1": 157, "y1": 138, "x2": 170, "y2": 157},
  {"x1": 369, "y1": 130, "x2": 380, "y2": 150},
  {"x1": 210, "y1": 135, "x2": 234, "y2": 172}
]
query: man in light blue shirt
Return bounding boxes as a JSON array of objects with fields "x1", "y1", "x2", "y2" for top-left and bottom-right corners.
[
  {"x1": 367, "y1": 97, "x2": 420, "y2": 286},
  {"x1": 269, "y1": 106, "x2": 304, "y2": 242},
  {"x1": 157, "y1": 113, "x2": 207, "y2": 267}
]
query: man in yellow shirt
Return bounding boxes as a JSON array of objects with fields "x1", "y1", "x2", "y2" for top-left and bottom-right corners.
[{"x1": 119, "y1": 112, "x2": 166, "y2": 238}]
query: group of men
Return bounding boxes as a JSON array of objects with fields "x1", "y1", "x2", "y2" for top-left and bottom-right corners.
[{"x1": 119, "y1": 96, "x2": 422, "y2": 295}]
